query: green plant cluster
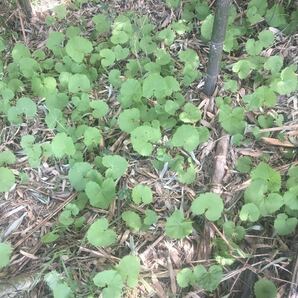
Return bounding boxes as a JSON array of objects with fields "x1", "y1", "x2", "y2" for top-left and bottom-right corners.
[{"x1": 0, "y1": 0, "x2": 297, "y2": 296}]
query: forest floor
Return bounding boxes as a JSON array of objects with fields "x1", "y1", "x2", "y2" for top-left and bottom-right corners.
[{"x1": 0, "y1": 0, "x2": 297, "y2": 297}]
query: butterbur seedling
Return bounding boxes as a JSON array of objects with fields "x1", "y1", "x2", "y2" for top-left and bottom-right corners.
[
  {"x1": 65, "y1": 36, "x2": 93, "y2": 63},
  {"x1": 83, "y1": 127, "x2": 102, "y2": 148},
  {"x1": 85, "y1": 179, "x2": 116, "y2": 209},
  {"x1": 235, "y1": 156, "x2": 252, "y2": 173},
  {"x1": 171, "y1": 124, "x2": 209, "y2": 152},
  {"x1": 179, "y1": 103, "x2": 202, "y2": 124},
  {"x1": 102, "y1": 155, "x2": 128, "y2": 180},
  {"x1": 274, "y1": 213, "x2": 297, "y2": 235},
  {"x1": 165, "y1": 210, "x2": 192, "y2": 239},
  {"x1": 119, "y1": 79, "x2": 142, "y2": 108},
  {"x1": 51, "y1": 132, "x2": 76, "y2": 158},
  {"x1": 254, "y1": 279, "x2": 277, "y2": 298},
  {"x1": 93, "y1": 270, "x2": 123, "y2": 298},
  {"x1": 143, "y1": 209, "x2": 158, "y2": 226},
  {"x1": 86, "y1": 218, "x2": 117, "y2": 247},
  {"x1": 191, "y1": 192, "x2": 224, "y2": 221},
  {"x1": 239, "y1": 203, "x2": 260, "y2": 222},
  {"x1": 118, "y1": 108, "x2": 140, "y2": 133},
  {"x1": 132, "y1": 184, "x2": 153, "y2": 205},
  {"x1": 122, "y1": 211, "x2": 142, "y2": 231},
  {"x1": 92, "y1": 14, "x2": 110, "y2": 34},
  {"x1": 0, "y1": 242, "x2": 12, "y2": 268},
  {"x1": 130, "y1": 125, "x2": 161, "y2": 156},
  {"x1": 116, "y1": 255, "x2": 141, "y2": 287},
  {"x1": 44, "y1": 271, "x2": 73, "y2": 298},
  {"x1": 0, "y1": 150, "x2": 16, "y2": 166}
]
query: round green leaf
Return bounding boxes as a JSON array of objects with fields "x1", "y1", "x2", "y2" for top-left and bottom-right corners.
[
  {"x1": 239, "y1": 203, "x2": 260, "y2": 222},
  {"x1": 254, "y1": 279, "x2": 277, "y2": 298},
  {"x1": 86, "y1": 218, "x2": 117, "y2": 247},
  {"x1": 191, "y1": 192, "x2": 224, "y2": 221},
  {"x1": 0, "y1": 167, "x2": 15, "y2": 192},
  {"x1": 132, "y1": 184, "x2": 153, "y2": 205}
]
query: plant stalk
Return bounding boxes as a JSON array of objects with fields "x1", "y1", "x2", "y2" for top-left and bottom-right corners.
[
  {"x1": 204, "y1": 0, "x2": 230, "y2": 96},
  {"x1": 18, "y1": 0, "x2": 32, "y2": 20}
]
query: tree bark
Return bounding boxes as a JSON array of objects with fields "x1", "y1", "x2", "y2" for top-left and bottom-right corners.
[
  {"x1": 204, "y1": 0, "x2": 230, "y2": 96},
  {"x1": 18, "y1": 0, "x2": 32, "y2": 20}
]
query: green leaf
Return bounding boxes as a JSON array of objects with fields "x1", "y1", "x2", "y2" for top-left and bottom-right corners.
[
  {"x1": 177, "y1": 268, "x2": 193, "y2": 288},
  {"x1": 287, "y1": 166, "x2": 298, "y2": 190},
  {"x1": 53, "y1": 4, "x2": 67, "y2": 20},
  {"x1": 274, "y1": 213, "x2": 298, "y2": 235},
  {"x1": 113, "y1": 45, "x2": 129, "y2": 61},
  {"x1": 68, "y1": 162, "x2": 93, "y2": 191},
  {"x1": 258, "y1": 30, "x2": 275, "y2": 48},
  {"x1": 85, "y1": 179, "x2": 115, "y2": 209},
  {"x1": 46, "y1": 32, "x2": 64, "y2": 53},
  {"x1": 158, "y1": 27, "x2": 175, "y2": 46},
  {"x1": 165, "y1": 0, "x2": 180, "y2": 8},
  {"x1": 12, "y1": 43, "x2": 30, "y2": 61},
  {"x1": 122, "y1": 211, "x2": 142, "y2": 231},
  {"x1": 177, "y1": 163, "x2": 196, "y2": 185},
  {"x1": 224, "y1": 79, "x2": 238, "y2": 92},
  {"x1": 68, "y1": 74, "x2": 91, "y2": 93},
  {"x1": 251, "y1": 162, "x2": 281, "y2": 192},
  {"x1": 265, "y1": 4, "x2": 287, "y2": 29},
  {"x1": 32, "y1": 76, "x2": 57, "y2": 97},
  {"x1": 235, "y1": 156, "x2": 252, "y2": 173},
  {"x1": 239, "y1": 203, "x2": 260, "y2": 222},
  {"x1": 195, "y1": 265, "x2": 223, "y2": 292},
  {"x1": 144, "y1": 209, "x2": 158, "y2": 226},
  {"x1": 191, "y1": 192, "x2": 224, "y2": 221},
  {"x1": 272, "y1": 66, "x2": 297, "y2": 95},
  {"x1": 179, "y1": 103, "x2": 202, "y2": 123},
  {"x1": 90, "y1": 100, "x2": 109, "y2": 118},
  {"x1": 0, "y1": 150, "x2": 16, "y2": 166},
  {"x1": 65, "y1": 36, "x2": 93, "y2": 63},
  {"x1": 102, "y1": 155, "x2": 128, "y2": 180},
  {"x1": 86, "y1": 218, "x2": 117, "y2": 247},
  {"x1": 171, "y1": 125, "x2": 209, "y2": 152},
  {"x1": 100, "y1": 49, "x2": 115, "y2": 67},
  {"x1": 83, "y1": 127, "x2": 101, "y2": 148},
  {"x1": 111, "y1": 15, "x2": 132, "y2": 45},
  {"x1": 245, "y1": 39, "x2": 263, "y2": 56},
  {"x1": 232, "y1": 60, "x2": 254, "y2": 79},
  {"x1": 92, "y1": 14, "x2": 110, "y2": 34},
  {"x1": 117, "y1": 255, "x2": 140, "y2": 287},
  {"x1": 244, "y1": 86, "x2": 277, "y2": 109},
  {"x1": 108, "y1": 69, "x2": 122, "y2": 88},
  {"x1": 284, "y1": 191, "x2": 298, "y2": 211},
  {"x1": 93, "y1": 270, "x2": 123, "y2": 298},
  {"x1": 178, "y1": 49, "x2": 199, "y2": 67},
  {"x1": 0, "y1": 242, "x2": 12, "y2": 268},
  {"x1": 165, "y1": 100, "x2": 179, "y2": 116},
  {"x1": 131, "y1": 126, "x2": 161, "y2": 156},
  {"x1": 132, "y1": 184, "x2": 153, "y2": 205},
  {"x1": 119, "y1": 79, "x2": 142, "y2": 108},
  {"x1": 201, "y1": 14, "x2": 214, "y2": 40},
  {"x1": 0, "y1": 167, "x2": 15, "y2": 192},
  {"x1": 51, "y1": 133, "x2": 76, "y2": 158},
  {"x1": 19, "y1": 58, "x2": 40, "y2": 78},
  {"x1": 45, "y1": 271, "x2": 73, "y2": 298},
  {"x1": 165, "y1": 210, "x2": 192, "y2": 239},
  {"x1": 264, "y1": 55, "x2": 283, "y2": 74},
  {"x1": 254, "y1": 279, "x2": 277, "y2": 298},
  {"x1": 118, "y1": 108, "x2": 140, "y2": 133},
  {"x1": 223, "y1": 221, "x2": 246, "y2": 242},
  {"x1": 42, "y1": 232, "x2": 60, "y2": 244}
]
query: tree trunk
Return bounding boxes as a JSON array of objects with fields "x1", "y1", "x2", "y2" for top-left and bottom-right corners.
[
  {"x1": 18, "y1": 0, "x2": 32, "y2": 20},
  {"x1": 204, "y1": 0, "x2": 230, "y2": 96}
]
